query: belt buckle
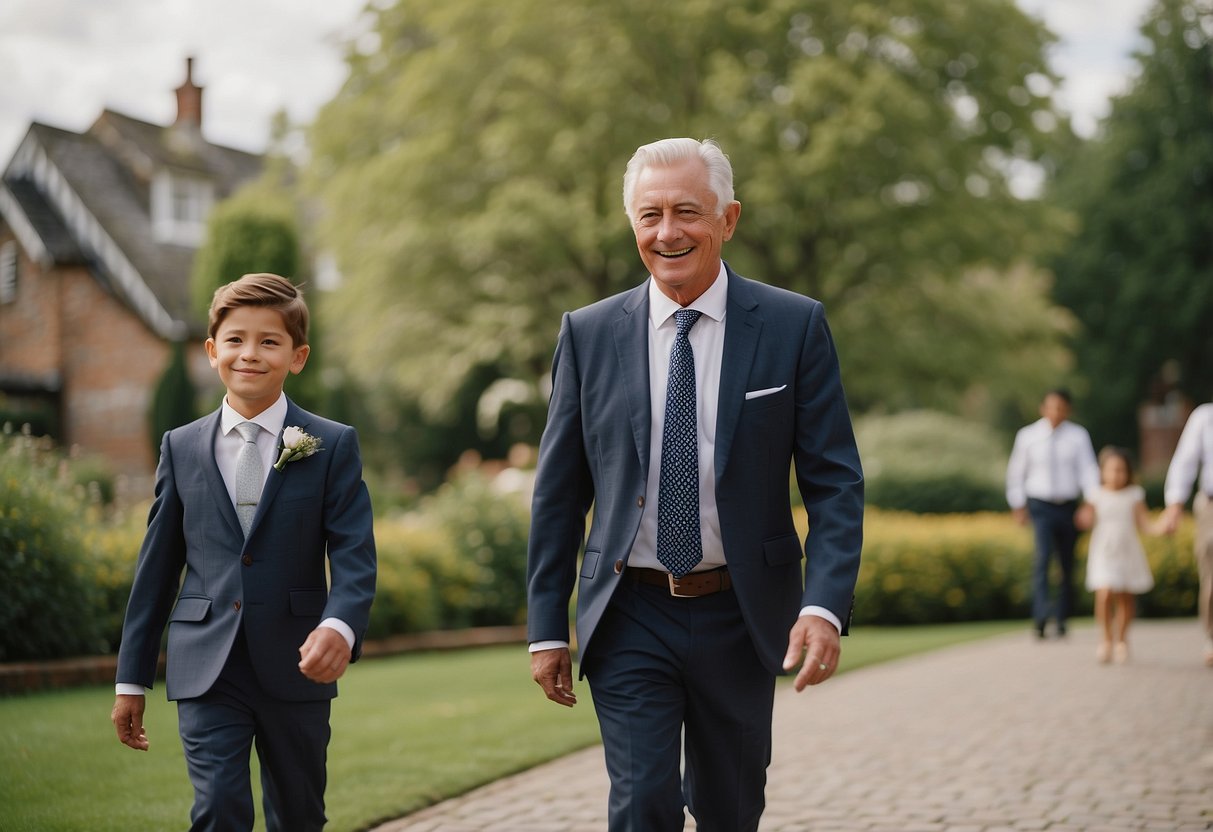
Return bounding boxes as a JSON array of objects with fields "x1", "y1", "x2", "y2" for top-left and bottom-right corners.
[{"x1": 667, "y1": 573, "x2": 695, "y2": 598}]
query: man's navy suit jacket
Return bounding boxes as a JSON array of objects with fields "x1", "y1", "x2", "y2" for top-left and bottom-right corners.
[
  {"x1": 526, "y1": 266, "x2": 864, "y2": 676},
  {"x1": 116, "y1": 399, "x2": 377, "y2": 702}
]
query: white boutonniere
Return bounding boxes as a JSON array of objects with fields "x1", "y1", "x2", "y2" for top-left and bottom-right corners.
[{"x1": 274, "y1": 426, "x2": 323, "y2": 472}]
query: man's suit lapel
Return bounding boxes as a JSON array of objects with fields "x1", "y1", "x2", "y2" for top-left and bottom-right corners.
[
  {"x1": 715, "y1": 270, "x2": 762, "y2": 483},
  {"x1": 197, "y1": 410, "x2": 245, "y2": 540},
  {"x1": 613, "y1": 284, "x2": 653, "y2": 477}
]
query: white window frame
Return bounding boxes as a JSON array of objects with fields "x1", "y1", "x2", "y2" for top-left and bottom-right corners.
[{"x1": 151, "y1": 171, "x2": 214, "y2": 247}]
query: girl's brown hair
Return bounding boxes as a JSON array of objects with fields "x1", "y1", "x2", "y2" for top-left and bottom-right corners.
[{"x1": 1097, "y1": 445, "x2": 1136, "y2": 483}]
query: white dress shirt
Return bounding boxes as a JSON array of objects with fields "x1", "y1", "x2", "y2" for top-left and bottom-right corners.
[
  {"x1": 1165, "y1": 403, "x2": 1213, "y2": 506},
  {"x1": 628, "y1": 265, "x2": 729, "y2": 571},
  {"x1": 1005, "y1": 417, "x2": 1100, "y2": 509},
  {"x1": 116, "y1": 394, "x2": 352, "y2": 695},
  {"x1": 530, "y1": 264, "x2": 837, "y2": 653}
]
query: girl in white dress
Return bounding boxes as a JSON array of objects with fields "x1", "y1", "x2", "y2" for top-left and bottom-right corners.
[{"x1": 1079, "y1": 447, "x2": 1156, "y2": 664}]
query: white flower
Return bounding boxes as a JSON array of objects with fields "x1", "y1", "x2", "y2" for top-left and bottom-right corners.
[{"x1": 274, "y1": 427, "x2": 323, "y2": 471}]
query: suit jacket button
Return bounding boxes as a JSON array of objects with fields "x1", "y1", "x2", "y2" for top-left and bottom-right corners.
[
  {"x1": 637, "y1": 496, "x2": 645, "y2": 507},
  {"x1": 614, "y1": 560, "x2": 624, "y2": 574},
  {"x1": 241, "y1": 554, "x2": 253, "y2": 566},
  {"x1": 233, "y1": 600, "x2": 241, "y2": 611}
]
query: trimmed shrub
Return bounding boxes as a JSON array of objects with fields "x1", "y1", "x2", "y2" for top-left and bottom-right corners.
[
  {"x1": 827, "y1": 509, "x2": 1199, "y2": 625},
  {"x1": 148, "y1": 339, "x2": 197, "y2": 459},
  {"x1": 854, "y1": 411, "x2": 1008, "y2": 513}
]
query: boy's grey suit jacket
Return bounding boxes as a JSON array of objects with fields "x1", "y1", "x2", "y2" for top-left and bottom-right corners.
[
  {"x1": 116, "y1": 398, "x2": 377, "y2": 702},
  {"x1": 526, "y1": 266, "x2": 864, "y2": 675}
]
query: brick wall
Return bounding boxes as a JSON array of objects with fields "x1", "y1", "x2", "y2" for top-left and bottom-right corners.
[
  {"x1": 60, "y1": 266, "x2": 168, "y2": 480},
  {"x1": 0, "y1": 234, "x2": 63, "y2": 378},
  {"x1": 0, "y1": 233, "x2": 217, "y2": 492}
]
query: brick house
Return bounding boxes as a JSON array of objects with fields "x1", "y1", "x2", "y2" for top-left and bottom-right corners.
[{"x1": 0, "y1": 59, "x2": 262, "y2": 494}]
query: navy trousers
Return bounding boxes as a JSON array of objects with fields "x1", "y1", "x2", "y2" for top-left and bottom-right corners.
[
  {"x1": 176, "y1": 629, "x2": 331, "y2": 832},
  {"x1": 1026, "y1": 498, "x2": 1080, "y2": 633},
  {"x1": 582, "y1": 576, "x2": 776, "y2": 832}
]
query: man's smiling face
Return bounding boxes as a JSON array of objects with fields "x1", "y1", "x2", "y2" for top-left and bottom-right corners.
[{"x1": 630, "y1": 157, "x2": 740, "y2": 306}]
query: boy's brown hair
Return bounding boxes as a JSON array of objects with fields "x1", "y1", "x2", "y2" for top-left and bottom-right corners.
[{"x1": 208, "y1": 273, "x2": 309, "y2": 347}]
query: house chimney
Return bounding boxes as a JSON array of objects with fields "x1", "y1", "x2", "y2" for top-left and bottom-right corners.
[{"x1": 174, "y1": 57, "x2": 203, "y2": 130}]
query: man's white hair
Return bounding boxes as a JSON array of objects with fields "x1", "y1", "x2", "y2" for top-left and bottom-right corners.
[{"x1": 622, "y1": 138, "x2": 734, "y2": 223}]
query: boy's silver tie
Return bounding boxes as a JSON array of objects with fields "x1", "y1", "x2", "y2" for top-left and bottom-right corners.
[{"x1": 234, "y1": 421, "x2": 263, "y2": 536}]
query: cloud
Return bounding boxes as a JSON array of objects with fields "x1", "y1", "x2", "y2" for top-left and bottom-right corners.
[{"x1": 0, "y1": 0, "x2": 366, "y2": 159}]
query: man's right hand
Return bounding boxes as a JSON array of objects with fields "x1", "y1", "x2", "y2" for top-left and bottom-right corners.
[
  {"x1": 531, "y1": 647, "x2": 577, "y2": 708},
  {"x1": 1012, "y1": 507, "x2": 1029, "y2": 527},
  {"x1": 111, "y1": 694, "x2": 149, "y2": 750}
]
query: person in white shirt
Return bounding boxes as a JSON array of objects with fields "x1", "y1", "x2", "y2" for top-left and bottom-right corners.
[
  {"x1": 1006, "y1": 389, "x2": 1100, "y2": 639},
  {"x1": 1160, "y1": 402, "x2": 1213, "y2": 666}
]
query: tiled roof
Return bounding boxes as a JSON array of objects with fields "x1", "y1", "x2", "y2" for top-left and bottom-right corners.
[
  {"x1": 2, "y1": 177, "x2": 83, "y2": 264},
  {"x1": 1, "y1": 111, "x2": 262, "y2": 338}
]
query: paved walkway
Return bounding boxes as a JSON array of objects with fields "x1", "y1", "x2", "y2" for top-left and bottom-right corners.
[{"x1": 373, "y1": 619, "x2": 1213, "y2": 831}]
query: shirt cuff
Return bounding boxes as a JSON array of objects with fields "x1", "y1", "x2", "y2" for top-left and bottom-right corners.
[
  {"x1": 115, "y1": 683, "x2": 148, "y2": 695},
  {"x1": 319, "y1": 618, "x2": 356, "y2": 650},
  {"x1": 799, "y1": 605, "x2": 842, "y2": 634},
  {"x1": 528, "y1": 640, "x2": 569, "y2": 653}
]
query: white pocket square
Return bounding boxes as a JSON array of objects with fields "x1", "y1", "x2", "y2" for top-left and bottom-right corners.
[{"x1": 745, "y1": 385, "x2": 787, "y2": 400}]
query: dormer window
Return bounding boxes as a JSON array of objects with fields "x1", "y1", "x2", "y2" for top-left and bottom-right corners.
[{"x1": 152, "y1": 170, "x2": 213, "y2": 246}]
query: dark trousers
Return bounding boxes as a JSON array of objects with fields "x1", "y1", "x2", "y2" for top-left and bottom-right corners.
[
  {"x1": 582, "y1": 578, "x2": 776, "y2": 832},
  {"x1": 1026, "y1": 498, "x2": 1080, "y2": 631},
  {"x1": 176, "y1": 629, "x2": 331, "y2": 832}
]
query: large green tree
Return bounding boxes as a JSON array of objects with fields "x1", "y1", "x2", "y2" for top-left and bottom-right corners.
[
  {"x1": 1051, "y1": 0, "x2": 1213, "y2": 447},
  {"x1": 308, "y1": 0, "x2": 1074, "y2": 434}
]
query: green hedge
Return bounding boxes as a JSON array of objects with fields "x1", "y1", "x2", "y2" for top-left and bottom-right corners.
[
  {"x1": 839, "y1": 509, "x2": 1198, "y2": 625},
  {"x1": 3, "y1": 430, "x2": 1201, "y2": 660}
]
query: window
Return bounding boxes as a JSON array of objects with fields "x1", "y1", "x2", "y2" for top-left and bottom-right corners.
[
  {"x1": 0, "y1": 241, "x2": 18, "y2": 304},
  {"x1": 152, "y1": 171, "x2": 214, "y2": 246}
]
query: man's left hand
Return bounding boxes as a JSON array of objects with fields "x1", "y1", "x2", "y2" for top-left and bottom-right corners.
[
  {"x1": 783, "y1": 614, "x2": 841, "y2": 692},
  {"x1": 298, "y1": 626, "x2": 352, "y2": 683}
]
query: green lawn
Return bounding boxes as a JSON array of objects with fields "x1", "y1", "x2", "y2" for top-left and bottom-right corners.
[{"x1": 0, "y1": 620, "x2": 1024, "y2": 832}]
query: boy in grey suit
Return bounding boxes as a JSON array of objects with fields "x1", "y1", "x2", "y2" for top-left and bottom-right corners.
[{"x1": 111, "y1": 273, "x2": 377, "y2": 831}]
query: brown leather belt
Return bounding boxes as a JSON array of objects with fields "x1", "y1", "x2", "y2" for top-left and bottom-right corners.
[{"x1": 629, "y1": 566, "x2": 732, "y2": 598}]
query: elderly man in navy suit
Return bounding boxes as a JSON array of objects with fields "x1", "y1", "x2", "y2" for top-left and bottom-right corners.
[{"x1": 527, "y1": 138, "x2": 864, "y2": 831}]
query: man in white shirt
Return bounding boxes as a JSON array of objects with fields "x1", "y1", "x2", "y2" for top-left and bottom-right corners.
[
  {"x1": 1006, "y1": 389, "x2": 1100, "y2": 639},
  {"x1": 1160, "y1": 401, "x2": 1213, "y2": 666}
]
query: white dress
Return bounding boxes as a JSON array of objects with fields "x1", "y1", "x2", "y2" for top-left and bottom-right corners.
[{"x1": 1084, "y1": 485, "x2": 1154, "y2": 593}]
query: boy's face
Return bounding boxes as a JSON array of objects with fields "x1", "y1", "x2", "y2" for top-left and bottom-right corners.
[{"x1": 205, "y1": 305, "x2": 309, "y2": 419}]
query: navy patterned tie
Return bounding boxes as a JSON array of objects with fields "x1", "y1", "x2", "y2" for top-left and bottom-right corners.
[{"x1": 657, "y1": 309, "x2": 704, "y2": 577}]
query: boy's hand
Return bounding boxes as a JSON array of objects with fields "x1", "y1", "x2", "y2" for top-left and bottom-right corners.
[
  {"x1": 298, "y1": 626, "x2": 352, "y2": 683},
  {"x1": 111, "y1": 694, "x2": 149, "y2": 750}
]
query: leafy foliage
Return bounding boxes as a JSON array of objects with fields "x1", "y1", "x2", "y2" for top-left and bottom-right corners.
[
  {"x1": 307, "y1": 0, "x2": 1074, "y2": 434},
  {"x1": 1050, "y1": 0, "x2": 1213, "y2": 446}
]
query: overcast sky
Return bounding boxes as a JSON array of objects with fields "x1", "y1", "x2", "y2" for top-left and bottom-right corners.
[{"x1": 0, "y1": 0, "x2": 1152, "y2": 166}]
